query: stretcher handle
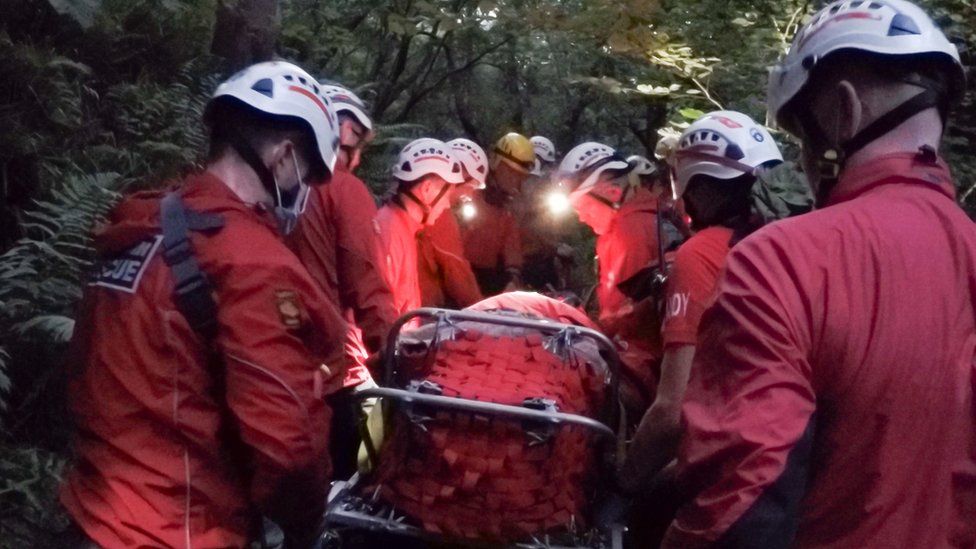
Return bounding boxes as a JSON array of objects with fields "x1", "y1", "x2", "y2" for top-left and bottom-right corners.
[{"x1": 355, "y1": 386, "x2": 617, "y2": 441}]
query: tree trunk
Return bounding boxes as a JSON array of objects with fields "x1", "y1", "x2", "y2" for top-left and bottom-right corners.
[{"x1": 211, "y1": 0, "x2": 280, "y2": 72}]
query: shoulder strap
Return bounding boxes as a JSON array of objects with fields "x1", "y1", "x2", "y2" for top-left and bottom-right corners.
[{"x1": 159, "y1": 192, "x2": 225, "y2": 342}]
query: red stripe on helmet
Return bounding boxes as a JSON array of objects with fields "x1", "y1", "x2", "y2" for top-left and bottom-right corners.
[
  {"x1": 709, "y1": 116, "x2": 743, "y2": 129},
  {"x1": 288, "y1": 85, "x2": 334, "y2": 129},
  {"x1": 798, "y1": 12, "x2": 883, "y2": 50},
  {"x1": 414, "y1": 155, "x2": 450, "y2": 164}
]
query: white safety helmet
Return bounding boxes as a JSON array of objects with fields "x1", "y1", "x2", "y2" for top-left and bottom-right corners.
[
  {"x1": 556, "y1": 142, "x2": 630, "y2": 198},
  {"x1": 206, "y1": 61, "x2": 341, "y2": 178},
  {"x1": 531, "y1": 136, "x2": 557, "y2": 163},
  {"x1": 627, "y1": 155, "x2": 656, "y2": 177},
  {"x1": 768, "y1": 0, "x2": 965, "y2": 136},
  {"x1": 392, "y1": 138, "x2": 466, "y2": 185},
  {"x1": 320, "y1": 83, "x2": 373, "y2": 133},
  {"x1": 447, "y1": 138, "x2": 488, "y2": 188},
  {"x1": 530, "y1": 136, "x2": 557, "y2": 176},
  {"x1": 673, "y1": 111, "x2": 782, "y2": 199}
]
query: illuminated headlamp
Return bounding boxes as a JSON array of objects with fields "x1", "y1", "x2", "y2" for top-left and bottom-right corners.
[
  {"x1": 459, "y1": 198, "x2": 477, "y2": 220},
  {"x1": 546, "y1": 191, "x2": 571, "y2": 217}
]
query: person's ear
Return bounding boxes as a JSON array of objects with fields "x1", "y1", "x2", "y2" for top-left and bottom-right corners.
[
  {"x1": 339, "y1": 119, "x2": 358, "y2": 146},
  {"x1": 835, "y1": 80, "x2": 863, "y2": 143},
  {"x1": 266, "y1": 139, "x2": 293, "y2": 170}
]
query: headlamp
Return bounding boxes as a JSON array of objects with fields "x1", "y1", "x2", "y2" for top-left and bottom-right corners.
[
  {"x1": 545, "y1": 191, "x2": 571, "y2": 217},
  {"x1": 460, "y1": 198, "x2": 477, "y2": 220}
]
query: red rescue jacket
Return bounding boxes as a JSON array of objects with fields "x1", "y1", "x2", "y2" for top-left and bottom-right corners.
[
  {"x1": 460, "y1": 191, "x2": 523, "y2": 271},
  {"x1": 61, "y1": 173, "x2": 346, "y2": 548},
  {"x1": 417, "y1": 210, "x2": 483, "y2": 308},
  {"x1": 289, "y1": 169, "x2": 396, "y2": 360},
  {"x1": 665, "y1": 153, "x2": 976, "y2": 548},
  {"x1": 595, "y1": 188, "x2": 662, "y2": 396},
  {"x1": 375, "y1": 202, "x2": 424, "y2": 317}
]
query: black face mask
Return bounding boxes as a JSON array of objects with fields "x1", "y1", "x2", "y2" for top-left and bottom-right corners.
[{"x1": 277, "y1": 181, "x2": 302, "y2": 208}]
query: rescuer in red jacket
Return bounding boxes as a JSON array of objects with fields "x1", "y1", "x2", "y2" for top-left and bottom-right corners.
[
  {"x1": 516, "y1": 135, "x2": 566, "y2": 291},
  {"x1": 290, "y1": 84, "x2": 395, "y2": 358},
  {"x1": 619, "y1": 111, "x2": 784, "y2": 492},
  {"x1": 460, "y1": 133, "x2": 536, "y2": 295},
  {"x1": 664, "y1": 1, "x2": 976, "y2": 547},
  {"x1": 287, "y1": 83, "x2": 394, "y2": 479},
  {"x1": 557, "y1": 142, "x2": 664, "y2": 409},
  {"x1": 416, "y1": 138, "x2": 486, "y2": 308},
  {"x1": 376, "y1": 138, "x2": 467, "y2": 316},
  {"x1": 61, "y1": 62, "x2": 347, "y2": 548}
]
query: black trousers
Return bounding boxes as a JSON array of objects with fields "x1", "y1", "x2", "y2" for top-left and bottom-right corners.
[{"x1": 327, "y1": 386, "x2": 362, "y2": 481}]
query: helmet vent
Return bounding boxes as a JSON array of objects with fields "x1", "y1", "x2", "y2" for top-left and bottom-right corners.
[
  {"x1": 251, "y1": 78, "x2": 274, "y2": 98},
  {"x1": 283, "y1": 74, "x2": 294, "y2": 81},
  {"x1": 889, "y1": 13, "x2": 921, "y2": 36},
  {"x1": 726, "y1": 144, "x2": 745, "y2": 161},
  {"x1": 401, "y1": 161, "x2": 412, "y2": 172}
]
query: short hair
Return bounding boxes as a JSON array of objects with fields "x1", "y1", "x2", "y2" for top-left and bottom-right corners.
[
  {"x1": 206, "y1": 97, "x2": 326, "y2": 180},
  {"x1": 804, "y1": 50, "x2": 956, "y2": 110}
]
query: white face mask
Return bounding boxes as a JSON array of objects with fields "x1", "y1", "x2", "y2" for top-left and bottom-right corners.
[{"x1": 272, "y1": 149, "x2": 311, "y2": 235}]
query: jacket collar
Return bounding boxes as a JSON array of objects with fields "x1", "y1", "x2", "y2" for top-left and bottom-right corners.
[
  {"x1": 181, "y1": 171, "x2": 279, "y2": 232},
  {"x1": 826, "y1": 151, "x2": 955, "y2": 207}
]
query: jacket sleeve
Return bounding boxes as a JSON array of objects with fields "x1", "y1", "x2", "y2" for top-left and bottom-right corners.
[
  {"x1": 663, "y1": 232, "x2": 817, "y2": 548},
  {"x1": 333, "y1": 176, "x2": 398, "y2": 354},
  {"x1": 431, "y1": 214, "x2": 483, "y2": 307},
  {"x1": 599, "y1": 214, "x2": 660, "y2": 329},
  {"x1": 660, "y1": 243, "x2": 719, "y2": 347},
  {"x1": 215, "y1": 258, "x2": 346, "y2": 546}
]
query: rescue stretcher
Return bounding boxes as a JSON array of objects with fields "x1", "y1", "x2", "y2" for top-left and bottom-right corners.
[{"x1": 322, "y1": 307, "x2": 627, "y2": 548}]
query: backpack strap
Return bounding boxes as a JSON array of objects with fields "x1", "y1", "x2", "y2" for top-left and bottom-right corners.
[{"x1": 159, "y1": 192, "x2": 225, "y2": 342}]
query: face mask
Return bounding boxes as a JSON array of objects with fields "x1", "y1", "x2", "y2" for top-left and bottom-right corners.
[{"x1": 272, "y1": 149, "x2": 310, "y2": 235}]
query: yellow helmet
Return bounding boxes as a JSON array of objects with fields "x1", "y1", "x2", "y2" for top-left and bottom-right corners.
[{"x1": 491, "y1": 132, "x2": 535, "y2": 174}]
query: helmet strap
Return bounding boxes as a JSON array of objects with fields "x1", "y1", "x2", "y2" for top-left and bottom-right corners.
[
  {"x1": 225, "y1": 133, "x2": 279, "y2": 204},
  {"x1": 586, "y1": 192, "x2": 619, "y2": 210},
  {"x1": 494, "y1": 149, "x2": 532, "y2": 173},
  {"x1": 401, "y1": 182, "x2": 452, "y2": 225},
  {"x1": 401, "y1": 190, "x2": 430, "y2": 224},
  {"x1": 801, "y1": 86, "x2": 942, "y2": 206}
]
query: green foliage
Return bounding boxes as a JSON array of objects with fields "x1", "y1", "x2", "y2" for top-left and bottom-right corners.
[
  {"x1": 0, "y1": 445, "x2": 69, "y2": 549},
  {"x1": 0, "y1": 172, "x2": 121, "y2": 436},
  {"x1": 46, "y1": 0, "x2": 102, "y2": 29}
]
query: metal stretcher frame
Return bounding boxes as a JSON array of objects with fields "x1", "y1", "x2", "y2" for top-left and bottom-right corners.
[
  {"x1": 356, "y1": 387, "x2": 616, "y2": 441},
  {"x1": 321, "y1": 308, "x2": 627, "y2": 548},
  {"x1": 382, "y1": 307, "x2": 623, "y2": 426},
  {"x1": 324, "y1": 471, "x2": 625, "y2": 549}
]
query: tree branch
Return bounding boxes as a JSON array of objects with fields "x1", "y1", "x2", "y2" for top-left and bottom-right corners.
[
  {"x1": 373, "y1": 33, "x2": 416, "y2": 119},
  {"x1": 393, "y1": 35, "x2": 513, "y2": 122}
]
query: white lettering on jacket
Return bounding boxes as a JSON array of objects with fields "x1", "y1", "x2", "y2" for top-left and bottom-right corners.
[
  {"x1": 91, "y1": 235, "x2": 162, "y2": 293},
  {"x1": 666, "y1": 292, "x2": 690, "y2": 319}
]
